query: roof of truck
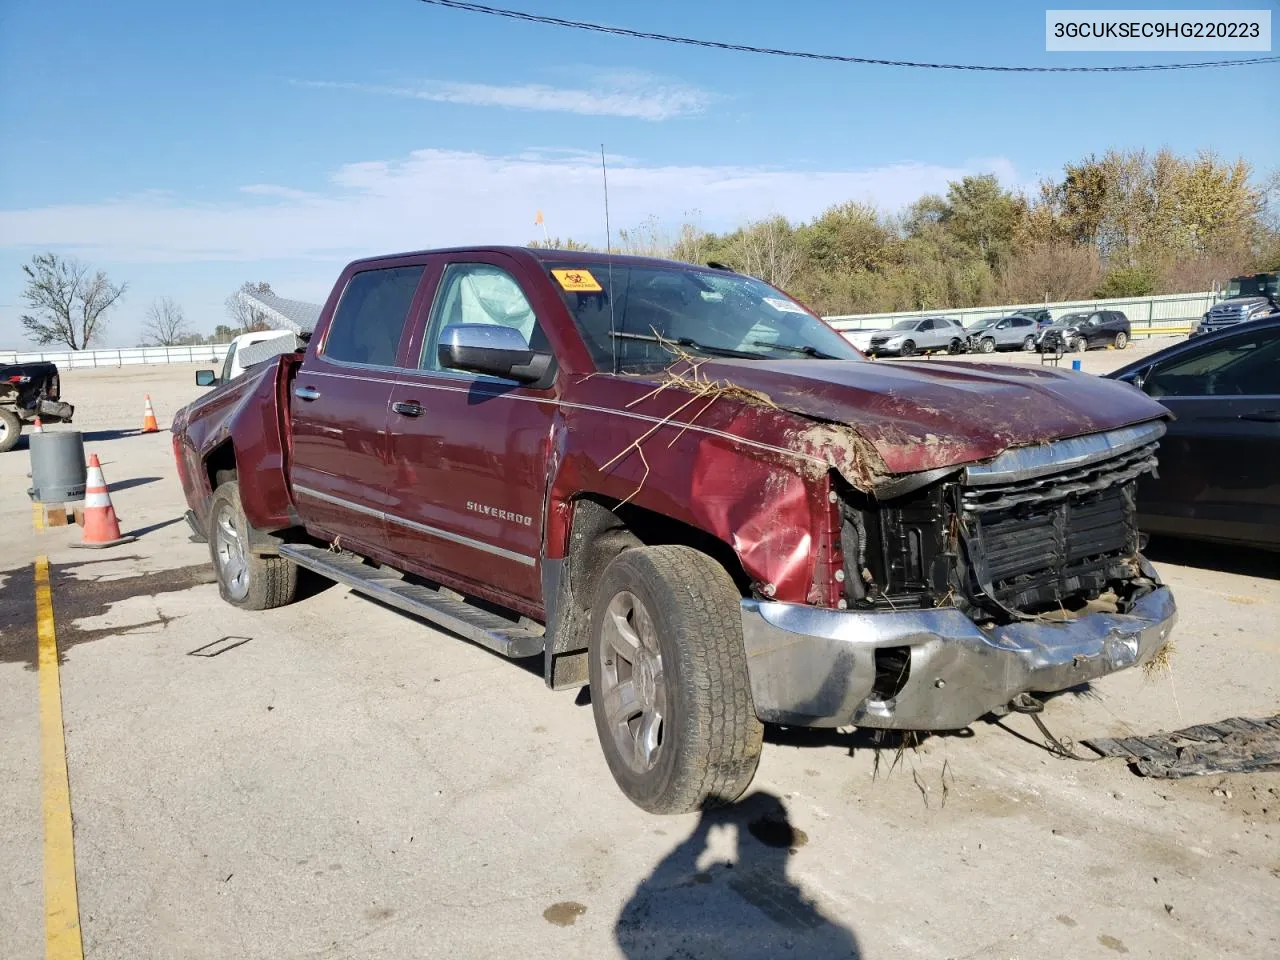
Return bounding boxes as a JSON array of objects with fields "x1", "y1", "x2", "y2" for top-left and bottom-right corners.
[{"x1": 347, "y1": 246, "x2": 731, "y2": 273}]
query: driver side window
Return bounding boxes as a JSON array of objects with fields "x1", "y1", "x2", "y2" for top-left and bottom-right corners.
[
  {"x1": 1144, "y1": 331, "x2": 1280, "y2": 398},
  {"x1": 421, "y1": 263, "x2": 543, "y2": 371}
]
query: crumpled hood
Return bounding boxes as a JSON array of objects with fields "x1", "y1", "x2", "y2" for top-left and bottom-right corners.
[{"x1": 701, "y1": 357, "x2": 1169, "y2": 475}]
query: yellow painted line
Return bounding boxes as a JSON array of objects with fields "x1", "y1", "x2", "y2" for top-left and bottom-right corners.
[
  {"x1": 33, "y1": 502, "x2": 45, "y2": 532},
  {"x1": 36, "y1": 557, "x2": 84, "y2": 960}
]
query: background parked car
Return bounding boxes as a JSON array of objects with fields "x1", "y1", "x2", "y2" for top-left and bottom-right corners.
[
  {"x1": 1108, "y1": 315, "x2": 1280, "y2": 551},
  {"x1": 1039, "y1": 310, "x2": 1131, "y2": 353},
  {"x1": 1008, "y1": 307, "x2": 1054, "y2": 329},
  {"x1": 860, "y1": 316, "x2": 967, "y2": 357},
  {"x1": 966, "y1": 315, "x2": 1040, "y2": 353},
  {"x1": 194, "y1": 329, "x2": 296, "y2": 387}
]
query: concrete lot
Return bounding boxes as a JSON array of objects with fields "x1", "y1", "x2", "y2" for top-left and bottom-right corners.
[{"x1": 1, "y1": 350, "x2": 1277, "y2": 960}]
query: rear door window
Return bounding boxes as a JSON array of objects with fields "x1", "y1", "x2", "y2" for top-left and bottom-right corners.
[{"x1": 322, "y1": 266, "x2": 425, "y2": 367}]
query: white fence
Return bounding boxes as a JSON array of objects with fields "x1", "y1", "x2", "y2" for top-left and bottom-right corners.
[
  {"x1": 826, "y1": 290, "x2": 1216, "y2": 334},
  {"x1": 0, "y1": 344, "x2": 231, "y2": 368}
]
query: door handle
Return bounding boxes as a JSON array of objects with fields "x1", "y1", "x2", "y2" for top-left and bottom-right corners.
[
  {"x1": 294, "y1": 385, "x2": 321, "y2": 401},
  {"x1": 1239, "y1": 410, "x2": 1280, "y2": 423},
  {"x1": 392, "y1": 400, "x2": 424, "y2": 418}
]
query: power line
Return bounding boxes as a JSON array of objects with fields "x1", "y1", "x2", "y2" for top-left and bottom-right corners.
[{"x1": 413, "y1": 0, "x2": 1280, "y2": 72}]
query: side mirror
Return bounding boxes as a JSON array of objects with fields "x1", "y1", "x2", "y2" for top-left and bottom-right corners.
[
  {"x1": 196, "y1": 370, "x2": 218, "y2": 387},
  {"x1": 437, "y1": 324, "x2": 552, "y2": 384},
  {"x1": 1118, "y1": 368, "x2": 1148, "y2": 391}
]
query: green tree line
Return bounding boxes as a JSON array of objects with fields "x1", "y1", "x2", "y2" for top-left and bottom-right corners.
[{"x1": 533, "y1": 150, "x2": 1280, "y2": 315}]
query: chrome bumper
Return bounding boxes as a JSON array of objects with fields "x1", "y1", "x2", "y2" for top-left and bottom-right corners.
[{"x1": 740, "y1": 586, "x2": 1176, "y2": 730}]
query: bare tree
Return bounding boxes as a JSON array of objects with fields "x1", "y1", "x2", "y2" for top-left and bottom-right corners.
[
  {"x1": 142, "y1": 297, "x2": 190, "y2": 345},
  {"x1": 733, "y1": 216, "x2": 801, "y2": 289},
  {"x1": 19, "y1": 253, "x2": 126, "y2": 349},
  {"x1": 225, "y1": 281, "x2": 276, "y2": 333},
  {"x1": 996, "y1": 242, "x2": 1102, "y2": 303},
  {"x1": 616, "y1": 215, "x2": 673, "y2": 258}
]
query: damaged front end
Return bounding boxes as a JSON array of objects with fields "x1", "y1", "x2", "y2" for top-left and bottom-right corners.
[{"x1": 742, "y1": 420, "x2": 1177, "y2": 730}]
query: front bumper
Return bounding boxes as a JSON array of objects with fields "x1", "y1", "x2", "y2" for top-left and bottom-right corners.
[{"x1": 740, "y1": 585, "x2": 1176, "y2": 730}]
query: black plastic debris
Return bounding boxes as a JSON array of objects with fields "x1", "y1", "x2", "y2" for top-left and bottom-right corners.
[{"x1": 1083, "y1": 715, "x2": 1280, "y2": 777}]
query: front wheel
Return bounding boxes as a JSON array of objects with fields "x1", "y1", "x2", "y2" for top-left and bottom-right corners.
[
  {"x1": 898, "y1": 339, "x2": 916, "y2": 357},
  {"x1": 589, "y1": 545, "x2": 762, "y2": 815},
  {"x1": 1070, "y1": 336, "x2": 1085, "y2": 353},
  {"x1": 980, "y1": 337, "x2": 996, "y2": 354},
  {"x1": 208, "y1": 481, "x2": 298, "y2": 610},
  {"x1": 1114, "y1": 330, "x2": 1129, "y2": 349},
  {"x1": 0, "y1": 408, "x2": 21, "y2": 453}
]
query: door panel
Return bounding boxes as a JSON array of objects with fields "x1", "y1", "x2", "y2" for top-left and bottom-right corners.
[
  {"x1": 290, "y1": 263, "x2": 428, "y2": 551},
  {"x1": 1139, "y1": 396, "x2": 1280, "y2": 545},
  {"x1": 290, "y1": 370, "x2": 395, "y2": 548},
  {"x1": 1137, "y1": 327, "x2": 1280, "y2": 547},
  {"x1": 384, "y1": 254, "x2": 558, "y2": 605}
]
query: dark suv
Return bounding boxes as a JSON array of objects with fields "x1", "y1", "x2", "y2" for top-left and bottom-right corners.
[{"x1": 1038, "y1": 310, "x2": 1131, "y2": 353}]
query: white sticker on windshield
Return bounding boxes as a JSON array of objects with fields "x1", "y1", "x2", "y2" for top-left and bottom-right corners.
[{"x1": 763, "y1": 297, "x2": 809, "y2": 315}]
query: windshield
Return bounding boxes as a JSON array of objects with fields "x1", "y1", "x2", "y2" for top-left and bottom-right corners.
[
  {"x1": 889, "y1": 319, "x2": 919, "y2": 331},
  {"x1": 1226, "y1": 274, "x2": 1279, "y2": 299},
  {"x1": 547, "y1": 262, "x2": 862, "y2": 371},
  {"x1": 966, "y1": 318, "x2": 995, "y2": 331}
]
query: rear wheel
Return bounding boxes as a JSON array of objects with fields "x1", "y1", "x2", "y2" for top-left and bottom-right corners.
[
  {"x1": 1021, "y1": 335, "x2": 1036, "y2": 351},
  {"x1": 0, "y1": 408, "x2": 21, "y2": 453},
  {"x1": 980, "y1": 337, "x2": 996, "y2": 354},
  {"x1": 208, "y1": 481, "x2": 297, "y2": 610},
  {"x1": 1114, "y1": 330, "x2": 1129, "y2": 349},
  {"x1": 948, "y1": 338, "x2": 964, "y2": 354},
  {"x1": 898, "y1": 339, "x2": 916, "y2": 357},
  {"x1": 589, "y1": 545, "x2": 762, "y2": 815}
]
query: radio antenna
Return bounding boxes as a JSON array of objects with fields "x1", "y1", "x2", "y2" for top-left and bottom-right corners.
[{"x1": 602, "y1": 143, "x2": 619, "y2": 374}]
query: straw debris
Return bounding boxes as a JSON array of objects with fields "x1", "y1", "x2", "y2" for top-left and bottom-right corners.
[{"x1": 599, "y1": 334, "x2": 777, "y2": 507}]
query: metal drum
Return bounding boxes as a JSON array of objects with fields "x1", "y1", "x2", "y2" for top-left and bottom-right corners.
[{"x1": 28, "y1": 430, "x2": 88, "y2": 503}]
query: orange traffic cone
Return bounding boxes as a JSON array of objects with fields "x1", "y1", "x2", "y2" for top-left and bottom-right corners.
[
  {"x1": 32, "y1": 416, "x2": 44, "y2": 433},
  {"x1": 70, "y1": 454, "x2": 136, "y2": 549},
  {"x1": 141, "y1": 394, "x2": 159, "y2": 433}
]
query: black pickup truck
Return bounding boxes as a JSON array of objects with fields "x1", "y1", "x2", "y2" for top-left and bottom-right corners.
[{"x1": 0, "y1": 361, "x2": 74, "y2": 452}]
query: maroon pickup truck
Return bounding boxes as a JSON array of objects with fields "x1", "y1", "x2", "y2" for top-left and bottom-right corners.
[{"x1": 173, "y1": 247, "x2": 1177, "y2": 813}]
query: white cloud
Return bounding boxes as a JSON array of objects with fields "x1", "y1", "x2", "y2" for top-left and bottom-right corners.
[
  {"x1": 296, "y1": 75, "x2": 713, "y2": 121},
  {"x1": 0, "y1": 148, "x2": 1019, "y2": 264}
]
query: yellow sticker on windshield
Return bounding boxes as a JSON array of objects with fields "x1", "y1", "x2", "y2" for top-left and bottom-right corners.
[{"x1": 552, "y1": 268, "x2": 603, "y2": 292}]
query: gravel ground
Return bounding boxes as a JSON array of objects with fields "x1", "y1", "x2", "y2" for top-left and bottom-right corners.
[{"x1": 0, "y1": 359, "x2": 1276, "y2": 960}]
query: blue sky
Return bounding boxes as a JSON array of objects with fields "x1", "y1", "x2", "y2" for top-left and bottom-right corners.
[{"x1": 1, "y1": 0, "x2": 1277, "y2": 347}]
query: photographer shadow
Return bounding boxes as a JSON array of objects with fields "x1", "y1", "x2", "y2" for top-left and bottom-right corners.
[{"x1": 616, "y1": 791, "x2": 861, "y2": 959}]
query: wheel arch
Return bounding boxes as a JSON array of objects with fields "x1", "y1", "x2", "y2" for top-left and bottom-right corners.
[{"x1": 542, "y1": 494, "x2": 751, "y2": 690}]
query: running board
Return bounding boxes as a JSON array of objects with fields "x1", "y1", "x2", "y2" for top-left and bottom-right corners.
[{"x1": 278, "y1": 543, "x2": 545, "y2": 658}]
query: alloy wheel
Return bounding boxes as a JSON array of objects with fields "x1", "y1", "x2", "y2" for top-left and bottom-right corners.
[{"x1": 598, "y1": 590, "x2": 667, "y2": 775}]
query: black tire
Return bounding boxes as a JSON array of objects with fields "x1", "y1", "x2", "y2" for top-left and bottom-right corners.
[
  {"x1": 588, "y1": 545, "x2": 762, "y2": 815},
  {"x1": 1021, "y1": 335, "x2": 1036, "y2": 351},
  {"x1": 207, "y1": 481, "x2": 297, "y2": 610},
  {"x1": 980, "y1": 337, "x2": 996, "y2": 354},
  {"x1": 948, "y1": 338, "x2": 964, "y2": 355},
  {"x1": 0, "y1": 408, "x2": 20, "y2": 453},
  {"x1": 1114, "y1": 330, "x2": 1129, "y2": 349},
  {"x1": 899, "y1": 339, "x2": 916, "y2": 357}
]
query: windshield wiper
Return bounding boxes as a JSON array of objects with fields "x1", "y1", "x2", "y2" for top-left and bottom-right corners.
[
  {"x1": 609, "y1": 330, "x2": 761, "y2": 360},
  {"x1": 751, "y1": 340, "x2": 842, "y2": 360}
]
